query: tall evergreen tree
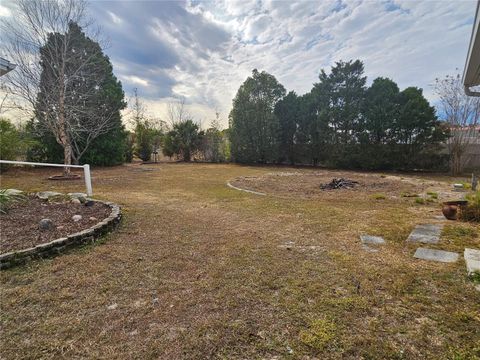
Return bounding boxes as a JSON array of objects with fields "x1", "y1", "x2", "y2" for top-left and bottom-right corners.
[
  {"x1": 394, "y1": 87, "x2": 447, "y2": 168},
  {"x1": 312, "y1": 60, "x2": 366, "y2": 147},
  {"x1": 274, "y1": 91, "x2": 300, "y2": 164},
  {"x1": 229, "y1": 69, "x2": 286, "y2": 163},
  {"x1": 34, "y1": 22, "x2": 126, "y2": 168},
  {"x1": 358, "y1": 77, "x2": 400, "y2": 168}
]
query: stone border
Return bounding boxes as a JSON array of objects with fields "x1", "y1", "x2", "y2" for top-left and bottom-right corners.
[
  {"x1": 226, "y1": 181, "x2": 266, "y2": 196},
  {"x1": 0, "y1": 200, "x2": 121, "y2": 270}
]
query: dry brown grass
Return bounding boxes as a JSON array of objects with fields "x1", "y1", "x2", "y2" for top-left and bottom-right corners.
[{"x1": 0, "y1": 163, "x2": 479, "y2": 359}]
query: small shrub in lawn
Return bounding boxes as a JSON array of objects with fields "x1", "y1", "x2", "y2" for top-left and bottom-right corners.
[
  {"x1": 299, "y1": 319, "x2": 336, "y2": 350},
  {"x1": 459, "y1": 191, "x2": 480, "y2": 222},
  {"x1": 372, "y1": 193, "x2": 386, "y2": 200},
  {"x1": 415, "y1": 197, "x2": 425, "y2": 205}
]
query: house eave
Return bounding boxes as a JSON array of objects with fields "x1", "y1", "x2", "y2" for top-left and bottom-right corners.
[{"x1": 463, "y1": 1, "x2": 480, "y2": 96}]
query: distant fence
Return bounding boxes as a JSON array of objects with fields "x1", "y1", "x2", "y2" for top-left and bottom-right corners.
[{"x1": 0, "y1": 160, "x2": 93, "y2": 196}]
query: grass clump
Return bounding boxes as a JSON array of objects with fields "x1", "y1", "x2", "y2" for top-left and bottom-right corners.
[
  {"x1": 469, "y1": 271, "x2": 480, "y2": 284},
  {"x1": 372, "y1": 193, "x2": 386, "y2": 200},
  {"x1": 299, "y1": 319, "x2": 337, "y2": 350},
  {"x1": 415, "y1": 197, "x2": 425, "y2": 205},
  {"x1": 0, "y1": 189, "x2": 25, "y2": 214},
  {"x1": 441, "y1": 224, "x2": 479, "y2": 252},
  {"x1": 427, "y1": 191, "x2": 438, "y2": 199}
]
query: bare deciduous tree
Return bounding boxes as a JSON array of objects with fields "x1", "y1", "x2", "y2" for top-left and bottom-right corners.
[
  {"x1": 434, "y1": 73, "x2": 480, "y2": 175},
  {"x1": 0, "y1": 0, "x2": 120, "y2": 175},
  {"x1": 167, "y1": 96, "x2": 191, "y2": 126}
]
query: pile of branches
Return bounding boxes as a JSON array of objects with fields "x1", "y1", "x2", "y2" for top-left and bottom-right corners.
[{"x1": 320, "y1": 178, "x2": 359, "y2": 190}]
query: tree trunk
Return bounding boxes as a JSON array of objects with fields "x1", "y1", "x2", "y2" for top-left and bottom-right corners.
[
  {"x1": 58, "y1": 62, "x2": 71, "y2": 177},
  {"x1": 63, "y1": 143, "x2": 72, "y2": 176}
]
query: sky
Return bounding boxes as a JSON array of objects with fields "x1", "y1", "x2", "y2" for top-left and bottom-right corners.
[{"x1": 1, "y1": 0, "x2": 478, "y2": 128}]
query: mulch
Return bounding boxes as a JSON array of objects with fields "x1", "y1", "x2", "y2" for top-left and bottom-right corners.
[{"x1": 0, "y1": 196, "x2": 111, "y2": 254}]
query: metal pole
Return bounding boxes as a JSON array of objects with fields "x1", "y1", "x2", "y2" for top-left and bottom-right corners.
[{"x1": 83, "y1": 164, "x2": 93, "y2": 196}]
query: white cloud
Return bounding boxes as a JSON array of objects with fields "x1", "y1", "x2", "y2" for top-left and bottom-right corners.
[
  {"x1": 107, "y1": 11, "x2": 122, "y2": 24},
  {"x1": 123, "y1": 75, "x2": 149, "y2": 87},
  {"x1": 0, "y1": 4, "x2": 11, "y2": 17}
]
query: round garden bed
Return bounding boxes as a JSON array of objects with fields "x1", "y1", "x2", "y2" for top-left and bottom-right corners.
[
  {"x1": 0, "y1": 191, "x2": 121, "y2": 269},
  {"x1": 229, "y1": 170, "x2": 424, "y2": 199}
]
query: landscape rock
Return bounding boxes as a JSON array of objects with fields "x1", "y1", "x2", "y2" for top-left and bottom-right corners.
[
  {"x1": 413, "y1": 247, "x2": 459, "y2": 263},
  {"x1": 89, "y1": 216, "x2": 97, "y2": 221},
  {"x1": 67, "y1": 193, "x2": 87, "y2": 203},
  {"x1": 464, "y1": 248, "x2": 480, "y2": 276},
  {"x1": 36, "y1": 191, "x2": 63, "y2": 200},
  {"x1": 72, "y1": 215, "x2": 82, "y2": 222},
  {"x1": 4, "y1": 189, "x2": 23, "y2": 196},
  {"x1": 407, "y1": 224, "x2": 443, "y2": 244},
  {"x1": 71, "y1": 198, "x2": 81, "y2": 204},
  {"x1": 39, "y1": 218, "x2": 54, "y2": 231},
  {"x1": 107, "y1": 303, "x2": 118, "y2": 310},
  {"x1": 84, "y1": 200, "x2": 95, "y2": 207}
]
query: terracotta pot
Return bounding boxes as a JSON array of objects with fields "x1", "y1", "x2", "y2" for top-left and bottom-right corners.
[{"x1": 442, "y1": 200, "x2": 468, "y2": 220}]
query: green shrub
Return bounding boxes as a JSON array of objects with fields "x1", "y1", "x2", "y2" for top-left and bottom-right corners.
[
  {"x1": 459, "y1": 191, "x2": 480, "y2": 222},
  {"x1": 372, "y1": 193, "x2": 386, "y2": 200}
]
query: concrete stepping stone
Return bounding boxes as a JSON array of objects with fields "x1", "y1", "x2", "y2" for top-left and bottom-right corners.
[
  {"x1": 360, "y1": 235, "x2": 385, "y2": 245},
  {"x1": 407, "y1": 224, "x2": 443, "y2": 244},
  {"x1": 362, "y1": 244, "x2": 379, "y2": 253},
  {"x1": 464, "y1": 248, "x2": 480, "y2": 276},
  {"x1": 414, "y1": 247, "x2": 459, "y2": 263}
]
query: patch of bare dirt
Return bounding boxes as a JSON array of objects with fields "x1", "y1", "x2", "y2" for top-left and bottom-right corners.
[
  {"x1": 230, "y1": 170, "x2": 424, "y2": 198},
  {"x1": 0, "y1": 196, "x2": 110, "y2": 253}
]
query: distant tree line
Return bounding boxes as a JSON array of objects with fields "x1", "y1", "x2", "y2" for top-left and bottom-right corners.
[{"x1": 229, "y1": 61, "x2": 450, "y2": 170}]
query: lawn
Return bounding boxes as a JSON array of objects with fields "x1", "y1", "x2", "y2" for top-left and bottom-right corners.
[{"x1": 0, "y1": 163, "x2": 479, "y2": 359}]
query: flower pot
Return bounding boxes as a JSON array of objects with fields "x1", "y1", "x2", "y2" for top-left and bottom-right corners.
[{"x1": 442, "y1": 200, "x2": 468, "y2": 220}]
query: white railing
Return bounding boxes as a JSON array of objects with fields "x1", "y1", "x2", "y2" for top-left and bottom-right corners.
[{"x1": 0, "y1": 160, "x2": 93, "y2": 196}]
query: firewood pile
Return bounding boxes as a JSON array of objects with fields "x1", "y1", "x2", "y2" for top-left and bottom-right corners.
[{"x1": 320, "y1": 178, "x2": 359, "y2": 190}]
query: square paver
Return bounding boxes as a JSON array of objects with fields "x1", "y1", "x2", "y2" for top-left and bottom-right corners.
[
  {"x1": 414, "y1": 247, "x2": 459, "y2": 263},
  {"x1": 464, "y1": 248, "x2": 480, "y2": 276},
  {"x1": 360, "y1": 235, "x2": 385, "y2": 245},
  {"x1": 407, "y1": 224, "x2": 443, "y2": 244}
]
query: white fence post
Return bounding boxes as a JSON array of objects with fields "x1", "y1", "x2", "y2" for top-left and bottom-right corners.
[
  {"x1": 83, "y1": 164, "x2": 93, "y2": 196},
  {"x1": 0, "y1": 160, "x2": 93, "y2": 196}
]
